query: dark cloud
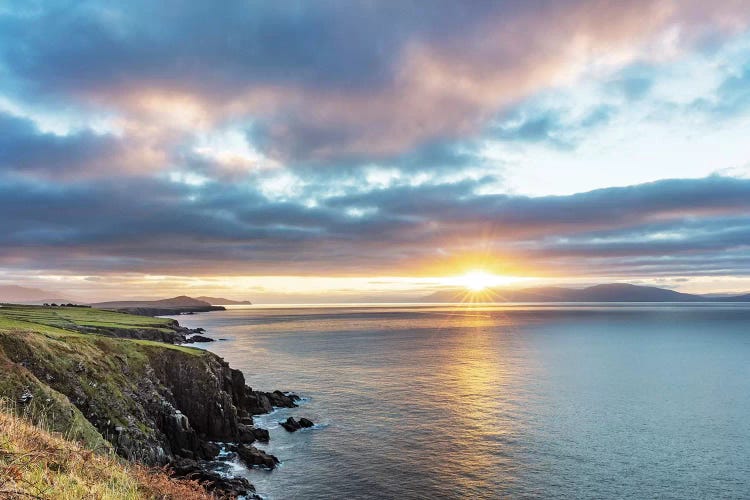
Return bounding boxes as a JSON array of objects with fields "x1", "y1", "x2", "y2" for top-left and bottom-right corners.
[
  {"x1": 1, "y1": 173, "x2": 748, "y2": 277},
  {"x1": 0, "y1": 112, "x2": 122, "y2": 177},
  {"x1": 1, "y1": 1, "x2": 749, "y2": 286}
]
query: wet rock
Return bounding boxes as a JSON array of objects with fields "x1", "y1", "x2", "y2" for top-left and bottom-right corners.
[
  {"x1": 268, "y1": 390, "x2": 300, "y2": 408},
  {"x1": 237, "y1": 423, "x2": 256, "y2": 444},
  {"x1": 298, "y1": 417, "x2": 314, "y2": 428},
  {"x1": 199, "y1": 441, "x2": 220, "y2": 460},
  {"x1": 171, "y1": 458, "x2": 257, "y2": 499},
  {"x1": 279, "y1": 417, "x2": 301, "y2": 432},
  {"x1": 236, "y1": 444, "x2": 279, "y2": 469},
  {"x1": 252, "y1": 427, "x2": 270, "y2": 442},
  {"x1": 182, "y1": 335, "x2": 214, "y2": 343}
]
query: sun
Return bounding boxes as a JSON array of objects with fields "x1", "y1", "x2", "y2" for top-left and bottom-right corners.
[
  {"x1": 440, "y1": 269, "x2": 531, "y2": 293},
  {"x1": 448, "y1": 270, "x2": 502, "y2": 292},
  {"x1": 460, "y1": 271, "x2": 495, "y2": 291}
]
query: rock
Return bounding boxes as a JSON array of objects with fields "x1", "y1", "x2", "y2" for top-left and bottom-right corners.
[
  {"x1": 17, "y1": 388, "x2": 33, "y2": 405},
  {"x1": 279, "y1": 417, "x2": 301, "y2": 432},
  {"x1": 237, "y1": 424, "x2": 256, "y2": 444},
  {"x1": 159, "y1": 409, "x2": 201, "y2": 459},
  {"x1": 266, "y1": 390, "x2": 299, "y2": 409},
  {"x1": 238, "y1": 416, "x2": 254, "y2": 425},
  {"x1": 199, "y1": 441, "x2": 220, "y2": 460},
  {"x1": 252, "y1": 427, "x2": 270, "y2": 442},
  {"x1": 298, "y1": 417, "x2": 314, "y2": 428},
  {"x1": 171, "y1": 458, "x2": 256, "y2": 498},
  {"x1": 183, "y1": 335, "x2": 214, "y2": 343},
  {"x1": 236, "y1": 444, "x2": 279, "y2": 469}
]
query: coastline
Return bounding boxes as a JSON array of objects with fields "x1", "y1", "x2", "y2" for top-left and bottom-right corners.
[{"x1": 0, "y1": 304, "x2": 300, "y2": 498}]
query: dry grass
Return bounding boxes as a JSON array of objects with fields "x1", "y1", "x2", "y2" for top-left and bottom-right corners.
[{"x1": 0, "y1": 405, "x2": 214, "y2": 499}]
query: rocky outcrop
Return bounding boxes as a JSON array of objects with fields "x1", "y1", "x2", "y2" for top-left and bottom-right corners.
[
  {"x1": 182, "y1": 334, "x2": 214, "y2": 343},
  {"x1": 171, "y1": 459, "x2": 259, "y2": 499},
  {"x1": 280, "y1": 416, "x2": 314, "y2": 432},
  {"x1": 74, "y1": 318, "x2": 213, "y2": 345},
  {"x1": 76, "y1": 324, "x2": 188, "y2": 344},
  {"x1": 235, "y1": 444, "x2": 280, "y2": 469},
  {"x1": 238, "y1": 423, "x2": 269, "y2": 443}
]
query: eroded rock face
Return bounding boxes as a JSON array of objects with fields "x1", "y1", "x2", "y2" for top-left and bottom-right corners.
[{"x1": 2, "y1": 333, "x2": 295, "y2": 465}]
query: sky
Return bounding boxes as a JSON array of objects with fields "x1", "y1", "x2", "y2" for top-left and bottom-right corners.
[{"x1": 1, "y1": 0, "x2": 750, "y2": 302}]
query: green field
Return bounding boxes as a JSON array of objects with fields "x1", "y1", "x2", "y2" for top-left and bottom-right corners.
[
  {"x1": 0, "y1": 304, "x2": 206, "y2": 453},
  {"x1": 0, "y1": 304, "x2": 177, "y2": 336}
]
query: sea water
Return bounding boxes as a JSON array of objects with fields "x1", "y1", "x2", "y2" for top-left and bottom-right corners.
[{"x1": 176, "y1": 304, "x2": 750, "y2": 499}]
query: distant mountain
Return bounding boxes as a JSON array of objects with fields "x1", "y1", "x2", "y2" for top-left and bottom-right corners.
[
  {"x1": 91, "y1": 295, "x2": 212, "y2": 309},
  {"x1": 566, "y1": 283, "x2": 704, "y2": 302},
  {"x1": 717, "y1": 293, "x2": 750, "y2": 302},
  {"x1": 90, "y1": 295, "x2": 225, "y2": 315},
  {"x1": 423, "y1": 283, "x2": 749, "y2": 302},
  {"x1": 0, "y1": 285, "x2": 71, "y2": 304},
  {"x1": 195, "y1": 296, "x2": 253, "y2": 305}
]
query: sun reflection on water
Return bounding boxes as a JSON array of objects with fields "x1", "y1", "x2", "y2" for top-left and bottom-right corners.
[{"x1": 429, "y1": 309, "x2": 532, "y2": 493}]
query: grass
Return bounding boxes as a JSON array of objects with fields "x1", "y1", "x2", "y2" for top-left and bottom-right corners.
[
  {"x1": 0, "y1": 305, "x2": 207, "y2": 455},
  {"x1": 0, "y1": 305, "x2": 204, "y2": 356},
  {"x1": 0, "y1": 399, "x2": 213, "y2": 499},
  {"x1": 0, "y1": 305, "x2": 177, "y2": 334}
]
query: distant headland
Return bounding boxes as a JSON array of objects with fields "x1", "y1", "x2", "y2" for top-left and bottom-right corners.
[{"x1": 423, "y1": 283, "x2": 750, "y2": 303}]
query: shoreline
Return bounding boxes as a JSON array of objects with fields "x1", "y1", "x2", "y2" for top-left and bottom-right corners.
[{"x1": 0, "y1": 304, "x2": 303, "y2": 498}]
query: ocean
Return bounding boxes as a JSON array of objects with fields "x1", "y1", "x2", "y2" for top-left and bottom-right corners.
[{"x1": 174, "y1": 304, "x2": 750, "y2": 499}]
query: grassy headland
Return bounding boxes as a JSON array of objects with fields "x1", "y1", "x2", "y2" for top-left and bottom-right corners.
[{"x1": 0, "y1": 304, "x2": 296, "y2": 498}]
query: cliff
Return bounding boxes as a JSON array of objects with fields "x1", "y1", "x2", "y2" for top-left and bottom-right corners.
[{"x1": 0, "y1": 305, "x2": 297, "y2": 497}]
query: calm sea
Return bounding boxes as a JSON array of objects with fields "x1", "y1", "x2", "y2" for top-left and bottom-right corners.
[{"x1": 174, "y1": 304, "x2": 750, "y2": 499}]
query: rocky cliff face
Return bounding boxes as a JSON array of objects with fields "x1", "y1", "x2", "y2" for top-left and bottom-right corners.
[
  {"x1": 145, "y1": 345, "x2": 297, "y2": 452},
  {"x1": 0, "y1": 330, "x2": 296, "y2": 465}
]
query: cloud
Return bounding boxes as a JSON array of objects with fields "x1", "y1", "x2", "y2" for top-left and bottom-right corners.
[
  {"x1": 2, "y1": 0, "x2": 749, "y2": 164},
  {"x1": 0, "y1": 111, "x2": 124, "y2": 178},
  {"x1": 1, "y1": 1, "x2": 750, "y2": 290},
  {"x1": 0, "y1": 173, "x2": 748, "y2": 278},
  {"x1": 691, "y1": 58, "x2": 750, "y2": 118}
]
